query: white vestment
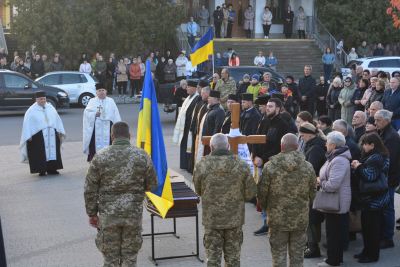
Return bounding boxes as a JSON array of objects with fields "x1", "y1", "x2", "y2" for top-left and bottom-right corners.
[
  {"x1": 227, "y1": 129, "x2": 255, "y2": 176},
  {"x1": 20, "y1": 103, "x2": 66, "y2": 163},
  {"x1": 83, "y1": 97, "x2": 121, "y2": 154}
]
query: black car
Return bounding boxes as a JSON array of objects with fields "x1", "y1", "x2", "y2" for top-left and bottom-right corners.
[
  {"x1": 0, "y1": 70, "x2": 70, "y2": 110},
  {"x1": 159, "y1": 66, "x2": 285, "y2": 113}
]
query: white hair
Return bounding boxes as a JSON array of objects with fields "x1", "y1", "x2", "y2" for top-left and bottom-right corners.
[
  {"x1": 375, "y1": 110, "x2": 392, "y2": 121},
  {"x1": 180, "y1": 80, "x2": 187, "y2": 86},
  {"x1": 371, "y1": 101, "x2": 383, "y2": 110},
  {"x1": 327, "y1": 131, "x2": 346, "y2": 148},
  {"x1": 333, "y1": 78, "x2": 342, "y2": 85},
  {"x1": 333, "y1": 119, "x2": 348, "y2": 135},
  {"x1": 210, "y1": 133, "x2": 229, "y2": 150},
  {"x1": 281, "y1": 133, "x2": 298, "y2": 151}
]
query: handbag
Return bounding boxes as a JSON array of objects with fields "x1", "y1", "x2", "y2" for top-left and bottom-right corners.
[
  {"x1": 359, "y1": 172, "x2": 388, "y2": 196},
  {"x1": 349, "y1": 211, "x2": 362, "y2": 232},
  {"x1": 313, "y1": 189, "x2": 340, "y2": 212}
]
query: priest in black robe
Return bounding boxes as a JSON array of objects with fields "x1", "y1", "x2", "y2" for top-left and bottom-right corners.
[
  {"x1": 172, "y1": 80, "x2": 200, "y2": 169},
  {"x1": 221, "y1": 94, "x2": 240, "y2": 134},
  {"x1": 239, "y1": 93, "x2": 262, "y2": 152},
  {"x1": 20, "y1": 91, "x2": 66, "y2": 176}
]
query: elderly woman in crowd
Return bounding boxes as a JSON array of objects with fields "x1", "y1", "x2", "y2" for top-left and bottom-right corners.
[
  {"x1": 316, "y1": 131, "x2": 351, "y2": 267},
  {"x1": 295, "y1": 6, "x2": 307, "y2": 39},
  {"x1": 263, "y1": 72, "x2": 277, "y2": 92},
  {"x1": 326, "y1": 77, "x2": 343, "y2": 121},
  {"x1": 116, "y1": 58, "x2": 128, "y2": 98},
  {"x1": 351, "y1": 132, "x2": 390, "y2": 263},
  {"x1": 347, "y1": 48, "x2": 358, "y2": 62},
  {"x1": 315, "y1": 76, "x2": 329, "y2": 118},
  {"x1": 175, "y1": 52, "x2": 188, "y2": 80},
  {"x1": 295, "y1": 111, "x2": 314, "y2": 153},
  {"x1": 244, "y1": 5, "x2": 254, "y2": 38},
  {"x1": 299, "y1": 122, "x2": 327, "y2": 259},
  {"x1": 338, "y1": 76, "x2": 356, "y2": 126},
  {"x1": 366, "y1": 80, "x2": 385, "y2": 114},
  {"x1": 352, "y1": 78, "x2": 369, "y2": 112},
  {"x1": 164, "y1": 59, "x2": 177, "y2": 83}
]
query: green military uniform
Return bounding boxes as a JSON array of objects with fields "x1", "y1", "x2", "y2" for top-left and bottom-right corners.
[
  {"x1": 43, "y1": 60, "x2": 50, "y2": 73},
  {"x1": 214, "y1": 76, "x2": 237, "y2": 112},
  {"x1": 257, "y1": 151, "x2": 317, "y2": 267},
  {"x1": 84, "y1": 137, "x2": 159, "y2": 267},
  {"x1": 193, "y1": 148, "x2": 256, "y2": 267}
]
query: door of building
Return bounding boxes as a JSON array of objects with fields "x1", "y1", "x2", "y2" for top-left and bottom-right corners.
[{"x1": 224, "y1": 0, "x2": 249, "y2": 38}]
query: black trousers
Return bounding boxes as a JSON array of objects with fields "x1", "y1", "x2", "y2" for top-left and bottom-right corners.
[
  {"x1": 105, "y1": 77, "x2": 114, "y2": 94},
  {"x1": 227, "y1": 21, "x2": 233, "y2": 38},
  {"x1": 300, "y1": 99, "x2": 315, "y2": 117},
  {"x1": 215, "y1": 22, "x2": 222, "y2": 38},
  {"x1": 298, "y1": 30, "x2": 306, "y2": 39},
  {"x1": 325, "y1": 213, "x2": 343, "y2": 266},
  {"x1": 317, "y1": 108, "x2": 328, "y2": 118},
  {"x1": 117, "y1": 81, "x2": 127, "y2": 94},
  {"x1": 285, "y1": 33, "x2": 292, "y2": 38},
  {"x1": 361, "y1": 210, "x2": 381, "y2": 260},
  {"x1": 130, "y1": 79, "x2": 141, "y2": 95},
  {"x1": 246, "y1": 29, "x2": 252, "y2": 38},
  {"x1": 95, "y1": 74, "x2": 105, "y2": 84},
  {"x1": 263, "y1": 24, "x2": 272, "y2": 36}
]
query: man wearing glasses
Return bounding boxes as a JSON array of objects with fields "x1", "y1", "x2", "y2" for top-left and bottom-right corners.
[{"x1": 210, "y1": 74, "x2": 220, "y2": 90}]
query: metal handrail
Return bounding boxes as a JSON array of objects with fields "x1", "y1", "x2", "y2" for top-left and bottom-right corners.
[
  {"x1": 0, "y1": 19, "x2": 8, "y2": 54},
  {"x1": 307, "y1": 16, "x2": 347, "y2": 69},
  {"x1": 174, "y1": 27, "x2": 192, "y2": 55}
]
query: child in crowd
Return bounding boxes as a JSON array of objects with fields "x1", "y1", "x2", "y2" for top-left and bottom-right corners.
[{"x1": 215, "y1": 53, "x2": 223, "y2": 67}]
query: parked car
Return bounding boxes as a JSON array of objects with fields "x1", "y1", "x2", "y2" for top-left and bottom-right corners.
[
  {"x1": 0, "y1": 70, "x2": 69, "y2": 110},
  {"x1": 159, "y1": 66, "x2": 285, "y2": 113},
  {"x1": 36, "y1": 71, "x2": 97, "y2": 107},
  {"x1": 342, "y1": 56, "x2": 400, "y2": 78}
]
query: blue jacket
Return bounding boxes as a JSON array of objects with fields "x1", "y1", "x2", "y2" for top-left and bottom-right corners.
[
  {"x1": 228, "y1": 10, "x2": 235, "y2": 21},
  {"x1": 215, "y1": 57, "x2": 223, "y2": 67},
  {"x1": 187, "y1": 22, "x2": 197, "y2": 37},
  {"x1": 382, "y1": 87, "x2": 400, "y2": 120},
  {"x1": 351, "y1": 87, "x2": 367, "y2": 112},
  {"x1": 265, "y1": 57, "x2": 277, "y2": 66},
  {"x1": 221, "y1": 57, "x2": 229, "y2": 66},
  {"x1": 322, "y1": 53, "x2": 335, "y2": 65}
]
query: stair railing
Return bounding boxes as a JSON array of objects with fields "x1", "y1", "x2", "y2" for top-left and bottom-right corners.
[
  {"x1": 174, "y1": 27, "x2": 192, "y2": 56},
  {"x1": 0, "y1": 20, "x2": 7, "y2": 54},
  {"x1": 307, "y1": 16, "x2": 347, "y2": 69}
]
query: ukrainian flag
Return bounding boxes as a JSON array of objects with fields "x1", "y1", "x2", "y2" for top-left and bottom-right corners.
[
  {"x1": 137, "y1": 60, "x2": 173, "y2": 219},
  {"x1": 190, "y1": 27, "x2": 214, "y2": 66}
]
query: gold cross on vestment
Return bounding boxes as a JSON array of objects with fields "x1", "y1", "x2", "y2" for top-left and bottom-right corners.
[
  {"x1": 202, "y1": 103, "x2": 266, "y2": 154},
  {"x1": 45, "y1": 118, "x2": 49, "y2": 123},
  {"x1": 97, "y1": 104, "x2": 102, "y2": 113}
]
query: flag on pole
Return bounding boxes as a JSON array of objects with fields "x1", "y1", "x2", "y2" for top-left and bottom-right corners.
[
  {"x1": 190, "y1": 27, "x2": 214, "y2": 66},
  {"x1": 137, "y1": 60, "x2": 174, "y2": 219}
]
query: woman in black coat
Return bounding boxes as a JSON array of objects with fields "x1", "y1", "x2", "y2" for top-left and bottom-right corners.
[
  {"x1": 283, "y1": 5, "x2": 294, "y2": 38},
  {"x1": 315, "y1": 76, "x2": 330, "y2": 117},
  {"x1": 173, "y1": 80, "x2": 189, "y2": 121},
  {"x1": 156, "y1": 56, "x2": 167, "y2": 84},
  {"x1": 351, "y1": 79, "x2": 368, "y2": 112},
  {"x1": 365, "y1": 80, "x2": 385, "y2": 113},
  {"x1": 326, "y1": 77, "x2": 343, "y2": 121},
  {"x1": 213, "y1": 6, "x2": 224, "y2": 38},
  {"x1": 16, "y1": 58, "x2": 30, "y2": 77},
  {"x1": 351, "y1": 133, "x2": 390, "y2": 263},
  {"x1": 299, "y1": 122, "x2": 327, "y2": 258}
]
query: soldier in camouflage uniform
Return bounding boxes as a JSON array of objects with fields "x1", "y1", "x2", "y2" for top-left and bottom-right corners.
[
  {"x1": 193, "y1": 133, "x2": 256, "y2": 267},
  {"x1": 84, "y1": 121, "x2": 158, "y2": 267},
  {"x1": 257, "y1": 133, "x2": 317, "y2": 267},
  {"x1": 214, "y1": 68, "x2": 237, "y2": 112}
]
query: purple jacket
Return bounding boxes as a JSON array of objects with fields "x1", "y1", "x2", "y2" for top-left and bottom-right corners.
[{"x1": 318, "y1": 147, "x2": 352, "y2": 214}]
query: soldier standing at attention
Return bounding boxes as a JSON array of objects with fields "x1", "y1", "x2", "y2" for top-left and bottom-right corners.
[
  {"x1": 84, "y1": 121, "x2": 158, "y2": 267},
  {"x1": 215, "y1": 68, "x2": 237, "y2": 112},
  {"x1": 257, "y1": 133, "x2": 317, "y2": 267},
  {"x1": 193, "y1": 133, "x2": 257, "y2": 266}
]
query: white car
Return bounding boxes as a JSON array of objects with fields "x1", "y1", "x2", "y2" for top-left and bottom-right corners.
[
  {"x1": 342, "y1": 56, "x2": 400, "y2": 78},
  {"x1": 36, "y1": 71, "x2": 98, "y2": 107}
]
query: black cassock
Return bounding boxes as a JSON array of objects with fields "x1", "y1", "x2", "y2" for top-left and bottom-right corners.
[
  {"x1": 87, "y1": 122, "x2": 113, "y2": 162},
  {"x1": 180, "y1": 94, "x2": 200, "y2": 169},
  {"x1": 220, "y1": 111, "x2": 232, "y2": 134},
  {"x1": 27, "y1": 130, "x2": 63, "y2": 174}
]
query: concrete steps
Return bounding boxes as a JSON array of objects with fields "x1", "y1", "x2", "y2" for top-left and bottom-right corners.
[
  {"x1": 4, "y1": 34, "x2": 23, "y2": 62},
  {"x1": 211, "y1": 39, "x2": 326, "y2": 80}
]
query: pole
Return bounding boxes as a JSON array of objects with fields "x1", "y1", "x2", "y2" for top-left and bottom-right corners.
[{"x1": 212, "y1": 53, "x2": 214, "y2": 76}]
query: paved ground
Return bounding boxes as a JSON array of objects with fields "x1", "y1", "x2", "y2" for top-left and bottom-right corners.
[{"x1": 0, "y1": 103, "x2": 399, "y2": 267}]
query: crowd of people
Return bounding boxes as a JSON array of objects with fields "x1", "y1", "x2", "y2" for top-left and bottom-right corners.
[{"x1": 172, "y1": 61, "x2": 400, "y2": 266}]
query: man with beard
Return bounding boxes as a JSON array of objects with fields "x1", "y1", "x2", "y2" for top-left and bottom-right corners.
[
  {"x1": 195, "y1": 90, "x2": 225, "y2": 164},
  {"x1": 252, "y1": 96, "x2": 289, "y2": 236},
  {"x1": 240, "y1": 93, "x2": 261, "y2": 152},
  {"x1": 172, "y1": 80, "x2": 201, "y2": 169},
  {"x1": 187, "y1": 83, "x2": 211, "y2": 174},
  {"x1": 221, "y1": 94, "x2": 240, "y2": 134}
]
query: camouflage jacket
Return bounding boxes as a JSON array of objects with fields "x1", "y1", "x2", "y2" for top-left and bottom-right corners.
[
  {"x1": 215, "y1": 77, "x2": 237, "y2": 111},
  {"x1": 193, "y1": 149, "x2": 256, "y2": 229},
  {"x1": 257, "y1": 151, "x2": 317, "y2": 231},
  {"x1": 84, "y1": 137, "x2": 158, "y2": 226}
]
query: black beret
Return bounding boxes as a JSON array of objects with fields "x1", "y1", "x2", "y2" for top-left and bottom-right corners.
[
  {"x1": 271, "y1": 92, "x2": 285, "y2": 102},
  {"x1": 209, "y1": 90, "x2": 220, "y2": 98},
  {"x1": 95, "y1": 83, "x2": 106, "y2": 90},
  {"x1": 198, "y1": 79, "x2": 210, "y2": 88},
  {"x1": 228, "y1": 94, "x2": 240, "y2": 102},
  {"x1": 366, "y1": 116, "x2": 375, "y2": 125},
  {"x1": 187, "y1": 80, "x2": 198, "y2": 87},
  {"x1": 258, "y1": 94, "x2": 271, "y2": 105},
  {"x1": 242, "y1": 93, "x2": 253, "y2": 101},
  {"x1": 35, "y1": 91, "x2": 46, "y2": 98}
]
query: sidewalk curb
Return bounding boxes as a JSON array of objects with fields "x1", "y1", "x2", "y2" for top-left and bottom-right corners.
[{"x1": 108, "y1": 95, "x2": 141, "y2": 104}]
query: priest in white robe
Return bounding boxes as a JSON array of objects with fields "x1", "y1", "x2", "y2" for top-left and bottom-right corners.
[
  {"x1": 83, "y1": 83, "x2": 121, "y2": 162},
  {"x1": 20, "y1": 91, "x2": 66, "y2": 176}
]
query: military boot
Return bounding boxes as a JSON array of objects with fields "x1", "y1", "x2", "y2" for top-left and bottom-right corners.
[{"x1": 304, "y1": 242, "x2": 321, "y2": 258}]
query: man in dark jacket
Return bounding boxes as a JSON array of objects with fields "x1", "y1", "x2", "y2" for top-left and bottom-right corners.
[
  {"x1": 333, "y1": 119, "x2": 361, "y2": 160},
  {"x1": 240, "y1": 93, "x2": 262, "y2": 152},
  {"x1": 381, "y1": 78, "x2": 400, "y2": 131},
  {"x1": 0, "y1": 48, "x2": 8, "y2": 63},
  {"x1": 202, "y1": 90, "x2": 225, "y2": 139},
  {"x1": 221, "y1": 94, "x2": 240, "y2": 134},
  {"x1": 252, "y1": 96, "x2": 289, "y2": 235},
  {"x1": 30, "y1": 54, "x2": 45, "y2": 78},
  {"x1": 375, "y1": 110, "x2": 400, "y2": 249},
  {"x1": 286, "y1": 75, "x2": 299, "y2": 118},
  {"x1": 373, "y1": 43, "x2": 385, "y2": 56},
  {"x1": 352, "y1": 111, "x2": 366, "y2": 144},
  {"x1": 213, "y1": 6, "x2": 224, "y2": 38},
  {"x1": 0, "y1": 57, "x2": 10, "y2": 70},
  {"x1": 49, "y1": 57, "x2": 64, "y2": 72},
  {"x1": 298, "y1": 65, "x2": 316, "y2": 116}
]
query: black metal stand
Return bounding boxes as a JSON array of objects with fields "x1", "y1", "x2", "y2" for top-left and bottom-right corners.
[{"x1": 143, "y1": 214, "x2": 204, "y2": 266}]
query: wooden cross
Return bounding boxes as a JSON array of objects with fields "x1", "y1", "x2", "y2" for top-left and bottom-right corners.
[{"x1": 202, "y1": 103, "x2": 266, "y2": 154}]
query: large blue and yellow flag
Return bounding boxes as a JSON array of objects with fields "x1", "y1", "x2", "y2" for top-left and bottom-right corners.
[
  {"x1": 137, "y1": 60, "x2": 173, "y2": 219},
  {"x1": 190, "y1": 26, "x2": 214, "y2": 66}
]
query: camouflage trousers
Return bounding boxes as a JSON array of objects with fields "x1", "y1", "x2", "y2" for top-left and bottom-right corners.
[
  {"x1": 269, "y1": 228, "x2": 307, "y2": 267},
  {"x1": 203, "y1": 226, "x2": 243, "y2": 267},
  {"x1": 96, "y1": 217, "x2": 143, "y2": 267}
]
